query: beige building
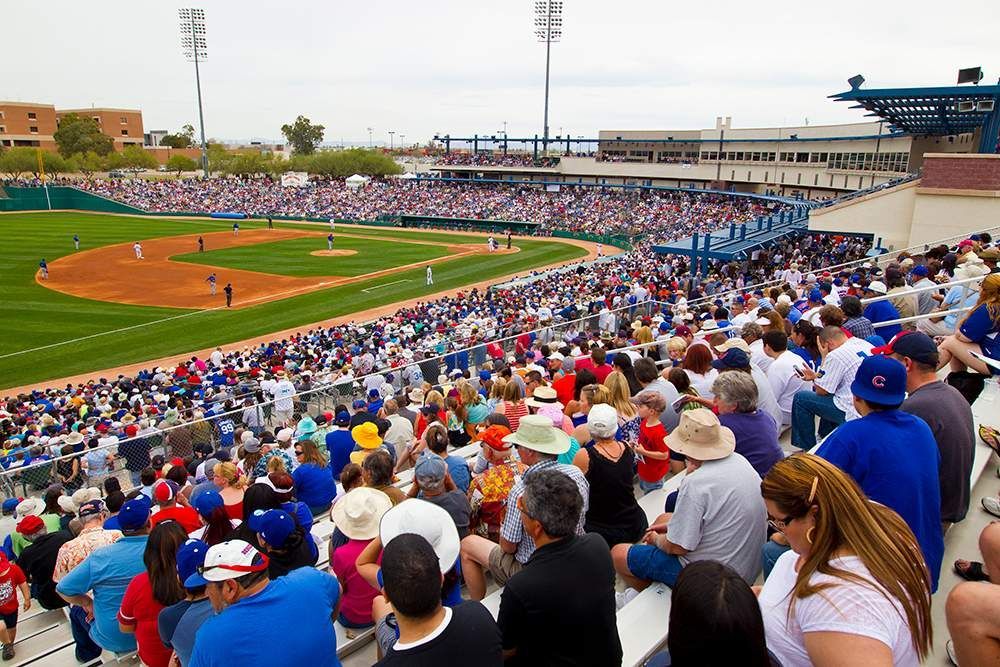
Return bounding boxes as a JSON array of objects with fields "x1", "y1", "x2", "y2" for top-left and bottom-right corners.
[{"x1": 0, "y1": 101, "x2": 58, "y2": 150}]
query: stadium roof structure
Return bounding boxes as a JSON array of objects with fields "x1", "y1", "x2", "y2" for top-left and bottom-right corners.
[
  {"x1": 830, "y1": 84, "x2": 1000, "y2": 153},
  {"x1": 652, "y1": 204, "x2": 818, "y2": 269}
]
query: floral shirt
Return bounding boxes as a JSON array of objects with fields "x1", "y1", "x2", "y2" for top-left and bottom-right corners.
[
  {"x1": 474, "y1": 460, "x2": 521, "y2": 504},
  {"x1": 52, "y1": 527, "x2": 123, "y2": 582},
  {"x1": 252, "y1": 449, "x2": 295, "y2": 478}
]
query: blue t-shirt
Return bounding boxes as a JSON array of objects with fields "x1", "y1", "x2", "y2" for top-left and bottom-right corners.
[
  {"x1": 159, "y1": 598, "x2": 215, "y2": 667},
  {"x1": 718, "y1": 411, "x2": 783, "y2": 478},
  {"x1": 445, "y1": 455, "x2": 471, "y2": 494},
  {"x1": 960, "y1": 303, "x2": 1000, "y2": 373},
  {"x1": 189, "y1": 567, "x2": 341, "y2": 667},
  {"x1": 816, "y1": 410, "x2": 944, "y2": 591},
  {"x1": 292, "y1": 463, "x2": 337, "y2": 509},
  {"x1": 325, "y1": 429, "x2": 354, "y2": 480},
  {"x1": 56, "y1": 535, "x2": 149, "y2": 653},
  {"x1": 216, "y1": 419, "x2": 235, "y2": 447},
  {"x1": 863, "y1": 300, "x2": 901, "y2": 340}
]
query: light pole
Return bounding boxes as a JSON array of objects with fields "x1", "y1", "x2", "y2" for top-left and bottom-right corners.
[
  {"x1": 399, "y1": 134, "x2": 406, "y2": 150},
  {"x1": 367, "y1": 127, "x2": 373, "y2": 148},
  {"x1": 388, "y1": 130, "x2": 395, "y2": 150},
  {"x1": 179, "y1": 8, "x2": 209, "y2": 178},
  {"x1": 534, "y1": 1, "x2": 562, "y2": 152}
]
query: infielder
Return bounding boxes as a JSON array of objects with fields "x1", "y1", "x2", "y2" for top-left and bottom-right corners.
[
  {"x1": 133, "y1": 242, "x2": 144, "y2": 259},
  {"x1": 223, "y1": 283, "x2": 233, "y2": 307},
  {"x1": 597, "y1": 243, "x2": 604, "y2": 258},
  {"x1": 426, "y1": 265, "x2": 433, "y2": 285},
  {"x1": 206, "y1": 272, "x2": 217, "y2": 295},
  {"x1": 39, "y1": 258, "x2": 48, "y2": 280},
  {"x1": 232, "y1": 222, "x2": 240, "y2": 236}
]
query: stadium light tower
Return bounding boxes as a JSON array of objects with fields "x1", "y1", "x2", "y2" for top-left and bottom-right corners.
[
  {"x1": 534, "y1": 0, "x2": 562, "y2": 151},
  {"x1": 179, "y1": 8, "x2": 209, "y2": 178}
]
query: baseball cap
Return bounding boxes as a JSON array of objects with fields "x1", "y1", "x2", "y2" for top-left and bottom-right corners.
[
  {"x1": 248, "y1": 509, "x2": 296, "y2": 549},
  {"x1": 193, "y1": 489, "x2": 225, "y2": 519},
  {"x1": 243, "y1": 438, "x2": 261, "y2": 454},
  {"x1": 118, "y1": 498, "x2": 152, "y2": 531},
  {"x1": 910, "y1": 265, "x2": 929, "y2": 277},
  {"x1": 334, "y1": 411, "x2": 351, "y2": 427},
  {"x1": 176, "y1": 539, "x2": 210, "y2": 589},
  {"x1": 850, "y1": 355, "x2": 906, "y2": 405},
  {"x1": 673, "y1": 325, "x2": 692, "y2": 337},
  {"x1": 864, "y1": 280, "x2": 888, "y2": 295},
  {"x1": 153, "y1": 479, "x2": 179, "y2": 503},
  {"x1": 586, "y1": 404, "x2": 619, "y2": 439},
  {"x1": 808, "y1": 289, "x2": 824, "y2": 302},
  {"x1": 414, "y1": 454, "x2": 448, "y2": 489},
  {"x1": 1, "y1": 498, "x2": 21, "y2": 515},
  {"x1": 478, "y1": 370, "x2": 492, "y2": 383},
  {"x1": 476, "y1": 425, "x2": 512, "y2": 452},
  {"x1": 16, "y1": 515, "x2": 44, "y2": 536},
  {"x1": 183, "y1": 539, "x2": 270, "y2": 588},
  {"x1": 872, "y1": 331, "x2": 939, "y2": 366},
  {"x1": 712, "y1": 348, "x2": 750, "y2": 370},
  {"x1": 77, "y1": 499, "x2": 106, "y2": 519}
]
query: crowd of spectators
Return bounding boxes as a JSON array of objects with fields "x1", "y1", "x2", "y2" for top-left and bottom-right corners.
[
  {"x1": 434, "y1": 153, "x2": 558, "y2": 168},
  {"x1": 74, "y1": 177, "x2": 771, "y2": 237}
]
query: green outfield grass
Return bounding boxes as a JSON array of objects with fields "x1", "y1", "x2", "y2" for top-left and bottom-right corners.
[
  {"x1": 0, "y1": 212, "x2": 587, "y2": 389},
  {"x1": 173, "y1": 234, "x2": 454, "y2": 277}
]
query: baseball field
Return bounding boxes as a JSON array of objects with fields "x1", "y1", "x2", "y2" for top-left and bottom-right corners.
[{"x1": 0, "y1": 211, "x2": 594, "y2": 391}]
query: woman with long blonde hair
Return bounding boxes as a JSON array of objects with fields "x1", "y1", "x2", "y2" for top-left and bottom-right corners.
[
  {"x1": 212, "y1": 461, "x2": 247, "y2": 521},
  {"x1": 757, "y1": 453, "x2": 932, "y2": 666},
  {"x1": 603, "y1": 371, "x2": 639, "y2": 443},
  {"x1": 570, "y1": 383, "x2": 611, "y2": 444},
  {"x1": 937, "y1": 273, "x2": 1000, "y2": 375}
]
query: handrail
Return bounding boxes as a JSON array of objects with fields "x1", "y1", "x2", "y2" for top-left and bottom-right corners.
[{"x1": 858, "y1": 274, "x2": 985, "y2": 304}]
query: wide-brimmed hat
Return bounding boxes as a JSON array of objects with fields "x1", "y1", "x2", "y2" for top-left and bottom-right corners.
[
  {"x1": 64, "y1": 432, "x2": 85, "y2": 446},
  {"x1": 408, "y1": 388, "x2": 425, "y2": 404},
  {"x1": 501, "y1": 414, "x2": 571, "y2": 455},
  {"x1": 664, "y1": 408, "x2": 735, "y2": 461},
  {"x1": 379, "y1": 499, "x2": 460, "y2": 574},
  {"x1": 714, "y1": 337, "x2": 750, "y2": 354},
  {"x1": 330, "y1": 487, "x2": 393, "y2": 540},
  {"x1": 524, "y1": 386, "x2": 563, "y2": 411},
  {"x1": 351, "y1": 422, "x2": 383, "y2": 449},
  {"x1": 15, "y1": 498, "x2": 43, "y2": 519}
]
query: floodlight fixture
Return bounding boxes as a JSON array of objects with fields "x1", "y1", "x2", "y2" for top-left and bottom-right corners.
[{"x1": 847, "y1": 74, "x2": 864, "y2": 91}]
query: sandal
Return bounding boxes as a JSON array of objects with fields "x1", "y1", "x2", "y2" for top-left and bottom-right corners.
[
  {"x1": 954, "y1": 559, "x2": 991, "y2": 582},
  {"x1": 981, "y1": 425, "x2": 1000, "y2": 455}
]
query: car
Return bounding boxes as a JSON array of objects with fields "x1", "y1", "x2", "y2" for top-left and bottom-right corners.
[
  {"x1": 157, "y1": 165, "x2": 168, "y2": 172},
  {"x1": 108, "y1": 169, "x2": 126, "y2": 178}
]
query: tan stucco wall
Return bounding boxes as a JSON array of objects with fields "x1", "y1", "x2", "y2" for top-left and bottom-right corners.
[
  {"x1": 808, "y1": 181, "x2": 917, "y2": 250},
  {"x1": 909, "y1": 190, "x2": 1000, "y2": 246}
]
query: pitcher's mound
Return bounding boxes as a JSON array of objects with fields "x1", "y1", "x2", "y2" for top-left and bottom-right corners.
[{"x1": 310, "y1": 249, "x2": 358, "y2": 257}]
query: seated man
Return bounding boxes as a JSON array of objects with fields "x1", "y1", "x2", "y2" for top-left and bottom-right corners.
[
  {"x1": 498, "y1": 470, "x2": 622, "y2": 666},
  {"x1": 816, "y1": 355, "x2": 944, "y2": 592},
  {"x1": 790, "y1": 326, "x2": 872, "y2": 451},
  {"x1": 376, "y1": 534, "x2": 501, "y2": 664},
  {"x1": 612, "y1": 409, "x2": 766, "y2": 590},
  {"x1": 459, "y1": 416, "x2": 588, "y2": 601},
  {"x1": 762, "y1": 330, "x2": 809, "y2": 428},
  {"x1": 186, "y1": 539, "x2": 343, "y2": 665}
]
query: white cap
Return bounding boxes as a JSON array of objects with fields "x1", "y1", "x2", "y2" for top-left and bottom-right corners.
[
  {"x1": 865, "y1": 280, "x2": 888, "y2": 295},
  {"x1": 586, "y1": 404, "x2": 619, "y2": 439}
]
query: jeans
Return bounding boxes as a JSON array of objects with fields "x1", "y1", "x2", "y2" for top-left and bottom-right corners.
[
  {"x1": 762, "y1": 540, "x2": 792, "y2": 579},
  {"x1": 790, "y1": 390, "x2": 845, "y2": 451},
  {"x1": 69, "y1": 605, "x2": 103, "y2": 663},
  {"x1": 638, "y1": 477, "x2": 664, "y2": 495},
  {"x1": 129, "y1": 469, "x2": 142, "y2": 488}
]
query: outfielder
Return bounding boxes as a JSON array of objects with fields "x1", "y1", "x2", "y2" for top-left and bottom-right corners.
[
  {"x1": 73, "y1": 234, "x2": 80, "y2": 250},
  {"x1": 426, "y1": 265, "x2": 433, "y2": 285}
]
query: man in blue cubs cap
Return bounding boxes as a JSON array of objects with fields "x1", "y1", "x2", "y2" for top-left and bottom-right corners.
[
  {"x1": 247, "y1": 510, "x2": 314, "y2": 578},
  {"x1": 57, "y1": 498, "x2": 152, "y2": 656},
  {"x1": 816, "y1": 354, "x2": 944, "y2": 591},
  {"x1": 160, "y1": 539, "x2": 214, "y2": 666}
]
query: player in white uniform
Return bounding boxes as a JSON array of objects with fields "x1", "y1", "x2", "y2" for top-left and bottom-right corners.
[
  {"x1": 426, "y1": 265, "x2": 433, "y2": 285},
  {"x1": 133, "y1": 242, "x2": 144, "y2": 259}
]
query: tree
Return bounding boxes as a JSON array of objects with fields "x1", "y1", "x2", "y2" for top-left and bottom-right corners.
[
  {"x1": 0, "y1": 147, "x2": 38, "y2": 178},
  {"x1": 159, "y1": 134, "x2": 191, "y2": 148},
  {"x1": 73, "y1": 151, "x2": 106, "y2": 177},
  {"x1": 166, "y1": 154, "x2": 198, "y2": 176},
  {"x1": 120, "y1": 145, "x2": 158, "y2": 172},
  {"x1": 40, "y1": 151, "x2": 70, "y2": 176},
  {"x1": 181, "y1": 124, "x2": 196, "y2": 143},
  {"x1": 290, "y1": 148, "x2": 401, "y2": 177},
  {"x1": 53, "y1": 113, "x2": 114, "y2": 157},
  {"x1": 280, "y1": 115, "x2": 325, "y2": 155}
]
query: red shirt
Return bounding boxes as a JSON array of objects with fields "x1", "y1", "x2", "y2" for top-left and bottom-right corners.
[
  {"x1": 150, "y1": 505, "x2": 202, "y2": 534},
  {"x1": 551, "y1": 372, "x2": 577, "y2": 407},
  {"x1": 637, "y1": 420, "x2": 670, "y2": 482},
  {"x1": 118, "y1": 573, "x2": 171, "y2": 667},
  {"x1": 592, "y1": 363, "x2": 613, "y2": 384},
  {"x1": 0, "y1": 564, "x2": 26, "y2": 614}
]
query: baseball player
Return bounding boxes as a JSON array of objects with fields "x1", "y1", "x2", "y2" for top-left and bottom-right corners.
[
  {"x1": 329, "y1": 218, "x2": 336, "y2": 232},
  {"x1": 223, "y1": 283, "x2": 233, "y2": 307},
  {"x1": 198, "y1": 236, "x2": 205, "y2": 252},
  {"x1": 597, "y1": 243, "x2": 604, "y2": 258},
  {"x1": 426, "y1": 265, "x2": 433, "y2": 286},
  {"x1": 133, "y1": 242, "x2": 144, "y2": 259},
  {"x1": 327, "y1": 233, "x2": 334, "y2": 251},
  {"x1": 73, "y1": 234, "x2": 80, "y2": 250},
  {"x1": 39, "y1": 258, "x2": 48, "y2": 280},
  {"x1": 206, "y1": 272, "x2": 217, "y2": 296},
  {"x1": 232, "y1": 222, "x2": 240, "y2": 237},
  {"x1": 267, "y1": 216, "x2": 274, "y2": 229}
]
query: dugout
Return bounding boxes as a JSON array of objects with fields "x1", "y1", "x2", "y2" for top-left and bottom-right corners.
[{"x1": 396, "y1": 214, "x2": 539, "y2": 234}]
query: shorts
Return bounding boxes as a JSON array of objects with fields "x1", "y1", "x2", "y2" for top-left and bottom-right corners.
[
  {"x1": 626, "y1": 544, "x2": 684, "y2": 587},
  {"x1": 487, "y1": 546, "x2": 524, "y2": 586},
  {"x1": 338, "y1": 612, "x2": 374, "y2": 630},
  {"x1": 0, "y1": 610, "x2": 17, "y2": 630},
  {"x1": 375, "y1": 613, "x2": 399, "y2": 654}
]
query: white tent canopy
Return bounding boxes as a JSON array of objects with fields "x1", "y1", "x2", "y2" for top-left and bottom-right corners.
[{"x1": 345, "y1": 173, "x2": 370, "y2": 189}]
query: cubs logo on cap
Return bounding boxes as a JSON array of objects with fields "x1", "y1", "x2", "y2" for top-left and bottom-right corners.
[{"x1": 850, "y1": 355, "x2": 906, "y2": 405}]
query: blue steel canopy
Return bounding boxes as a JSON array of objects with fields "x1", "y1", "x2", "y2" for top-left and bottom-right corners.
[{"x1": 830, "y1": 84, "x2": 1000, "y2": 153}]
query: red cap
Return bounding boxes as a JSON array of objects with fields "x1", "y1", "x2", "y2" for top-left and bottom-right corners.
[
  {"x1": 16, "y1": 515, "x2": 44, "y2": 536},
  {"x1": 674, "y1": 325, "x2": 692, "y2": 337},
  {"x1": 478, "y1": 425, "x2": 513, "y2": 452}
]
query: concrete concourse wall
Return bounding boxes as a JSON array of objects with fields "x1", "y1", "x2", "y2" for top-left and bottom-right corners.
[{"x1": 808, "y1": 181, "x2": 917, "y2": 250}]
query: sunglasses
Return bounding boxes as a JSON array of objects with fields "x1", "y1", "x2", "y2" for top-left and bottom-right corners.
[
  {"x1": 767, "y1": 514, "x2": 796, "y2": 533},
  {"x1": 294, "y1": 450, "x2": 304, "y2": 457}
]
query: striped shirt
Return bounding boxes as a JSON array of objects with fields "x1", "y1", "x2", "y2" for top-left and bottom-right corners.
[
  {"x1": 815, "y1": 337, "x2": 874, "y2": 417},
  {"x1": 500, "y1": 460, "x2": 589, "y2": 564}
]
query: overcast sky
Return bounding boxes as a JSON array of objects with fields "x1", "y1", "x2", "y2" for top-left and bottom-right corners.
[{"x1": 5, "y1": 0, "x2": 995, "y2": 145}]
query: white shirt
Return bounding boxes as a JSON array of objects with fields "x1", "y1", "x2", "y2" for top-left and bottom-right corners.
[
  {"x1": 749, "y1": 365, "x2": 783, "y2": 428},
  {"x1": 684, "y1": 369, "x2": 719, "y2": 399},
  {"x1": 759, "y1": 551, "x2": 919, "y2": 667},
  {"x1": 767, "y1": 350, "x2": 809, "y2": 426},
  {"x1": 748, "y1": 339, "x2": 773, "y2": 373},
  {"x1": 815, "y1": 337, "x2": 873, "y2": 418},
  {"x1": 269, "y1": 380, "x2": 296, "y2": 412}
]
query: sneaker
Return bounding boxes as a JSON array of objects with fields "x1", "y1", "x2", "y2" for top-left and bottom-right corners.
[
  {"x1": 946, "y1": 639, "x2": 958, "y2": 666},
  {"x1": 2, "y1": 643, "x2": 14, "y2": 661},
  {"x1": 615, "y1": 587, "x2": 639, "y2": 610},
  {"x1": 983, "y1": 497, "x2": 1000, "y2": 519}
]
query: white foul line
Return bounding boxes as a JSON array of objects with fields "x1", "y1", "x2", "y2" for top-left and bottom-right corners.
[{"x1": 361, "y1": 279, "x2": 411, "y2": 293}]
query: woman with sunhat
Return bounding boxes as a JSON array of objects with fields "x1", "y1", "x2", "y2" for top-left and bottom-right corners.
[
  {"x1": 329, "y1": 487, "x2": 393, "y2": 633},
  {"x1": 349, "y1": 421, "x2": 384, "y2": 467}
]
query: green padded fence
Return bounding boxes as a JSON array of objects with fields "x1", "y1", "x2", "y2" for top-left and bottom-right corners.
[{"x1": 0, "y1": 186, "x2": 145, "y2": 214}]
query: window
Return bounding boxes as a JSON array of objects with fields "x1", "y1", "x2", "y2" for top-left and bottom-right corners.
[
  {"x1": 120, "y1": 116, "x2": 127, "y2": 124},
  {"x1": 92, "y1": 116, "x2": 101, "y2": 124},
  {"x1": 27, "y1": 112, "x2": 37, "y2": 120},
  {"x1": 29, "y1": 126, "x2": 38, "y2": 134},
  {"x1": 0, "y1": 126, "x2": 5, "y2": 133},
  {"x1": 0, "y1": 111, "x2": 5, "y2": 119},
  {"x1": 121, "y1": 129, "x2": 129, "y2": 136}
]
